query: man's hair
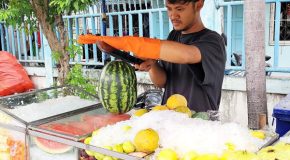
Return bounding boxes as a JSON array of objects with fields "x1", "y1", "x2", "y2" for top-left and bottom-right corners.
[{"x1": 167, "y1": 0, "x2": 204, "y2": 4}]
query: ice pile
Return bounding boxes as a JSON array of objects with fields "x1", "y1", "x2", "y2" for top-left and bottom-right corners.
[{"x1": 90, "y1": 110, "x2": 264, "y2": 156}]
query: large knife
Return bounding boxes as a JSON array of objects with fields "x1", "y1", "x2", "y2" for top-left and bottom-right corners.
[{"x1": 96, "y1": 41, "x2": 144, "y2": 65}]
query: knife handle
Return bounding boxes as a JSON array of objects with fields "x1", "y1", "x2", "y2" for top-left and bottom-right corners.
[{"x1": 107, "y1": 49, "x2": 144, "y2": 65}]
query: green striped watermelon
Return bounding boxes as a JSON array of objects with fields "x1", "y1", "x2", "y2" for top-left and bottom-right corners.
[{"x1": 98, "y1": 60, "x2": 137, "y2": 114}]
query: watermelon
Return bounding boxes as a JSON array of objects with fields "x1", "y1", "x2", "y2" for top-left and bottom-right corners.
[
  {"x1": 34, "y1": 137, "x2": 72, "y2": 154},
  {"x1": 98, "y1": 61, "x2": 137, "y2": 114},
  {"x1": 66, "y1": 121, "x2": 96, "y2": 134},
  {"x1": 82, "y1": 113, "x2": 131, "y2": 129},
  {"x1": 34, "y1": 123, "x2": 88, "y2": 154}
]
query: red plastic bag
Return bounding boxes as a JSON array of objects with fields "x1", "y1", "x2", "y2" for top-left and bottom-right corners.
[{"x1": 0, "y1": 51, "x2": 34, "y2": 96}]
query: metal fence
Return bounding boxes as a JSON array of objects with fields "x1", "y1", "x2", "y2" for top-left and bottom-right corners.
[
  {"x1": 0, "y1": 23, "x2": 45, "y2": 64},
  {"x1": 0, "y1": 0, "x2": 171, "y2": 67},
  {"x1": 217, "y1": 0, "x2": 290, "y2": 75}
]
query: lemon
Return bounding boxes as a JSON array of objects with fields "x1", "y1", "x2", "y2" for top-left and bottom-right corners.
[
  {"x1": 103, "y1": 156, "x2": 114, "y2": 160},
  {"x1": 225, "y1": 142, "x2": 236, "y2": 151},
  {"x1": 273, "y1": 142, "x2": 287, "y2": 149},
  {"x1": 84, "y1": 137, "x2": 94, "y2": 156},
  {"x1": 122, "y1": 125, "x2": 132, "y2": 131},
  {"x1": 151, "y1": 105, "x2": 169, "y2": 111},
  {"x1": 196, "y1": 153, "x2": 219, "y2": 160},
  {"x1": 174, "y1": 106, "x2": 192, "y2": 117},
  {"x1": 103, "y1": 145, "x2": 113, "y2": 150},
  {"x1": 122, "y1": 141, "x2": 135, "y2": 153},
  {"x1": 182, "y1": 151, "x2": 199, "y2": 160},
  {"x1": 273, "y1": 142, "x2": 290, "y2": 151},
  {"x1": 157, "y1": 148, "x2": 179, "y2": 160},
  {"x1": 134, "y1": 109, "x2": 148, "y2": 117},
  {"x1": 166, "y1": 94, "x2": 187, "y2": 110},
  {"x1": 92, "y1": 129, "x2": 99, "y2": 136},
  {"x1": 85, "y1": 150, "x2": 95, "y2": 157},
  {"x1": 220, "y1": 150, "x2": 234, "y2": 160},
  {"x1": 84, "y1": 137, "x2": 92, "y2": 144},
  {"x1": 112, "y1": 144, "x2": 124, "y2": 153},
  {"x1": 133, "y1": 128, "x2": 159, "y2": 153},
  {"x1": 250, "y1": 130, "x2": 266, "y2": 140},
  {"x1": 94, "y1": 152, "x2": 105, "y2": 160},
  {"x1": 226, "y1": 150, "x2": 259, "y2": 160}
]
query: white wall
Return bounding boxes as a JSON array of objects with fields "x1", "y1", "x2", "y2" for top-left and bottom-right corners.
[
  {"x1": 220, "y1": 90, "x2": 285, "y2": 130},
  {"x1": 201, "y1": 1, "x2": 223, "y2": 33}
]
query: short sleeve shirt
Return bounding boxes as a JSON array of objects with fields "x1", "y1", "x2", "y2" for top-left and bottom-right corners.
[{"x1": 160, "y1": 28, "x2": 226, "y2": 112}]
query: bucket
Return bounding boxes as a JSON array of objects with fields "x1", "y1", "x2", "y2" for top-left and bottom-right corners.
[{"x1": 273, "y1": 94, "x2": 290, "y2": 137}]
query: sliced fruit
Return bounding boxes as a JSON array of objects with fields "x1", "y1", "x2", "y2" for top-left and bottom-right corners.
[
  {"x1": 34, "y1": 137, "x2": 72, "y2": 154},
  {"x1": 35, "y1": 123, "x2": 86, "y2": 154},
  {"x1": 82, "y1": 113, "x2": 131, "y2": 129}
]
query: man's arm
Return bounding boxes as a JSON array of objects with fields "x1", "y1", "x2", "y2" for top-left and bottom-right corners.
[
  {"x1": 77, "y1": 35, "x2": 202, "y2": 64},
  {"x1": 160, "y1": 40, "x2": 202, "y2": 64},
  {"x1": 148, "y1": 62, "x2": 167, "y2": 88}
]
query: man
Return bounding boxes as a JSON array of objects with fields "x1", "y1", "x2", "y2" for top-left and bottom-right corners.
[{"x1": 77, "y1": 0, "x2": 226, "y2": 112}]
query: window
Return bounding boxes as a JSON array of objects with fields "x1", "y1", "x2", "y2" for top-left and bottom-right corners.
[
  {"x1": 270, "y1": 2, "x2": 290, "y2": 44},
  {"x1": 279, "y1": 2, "x2": 290, "y2": 41}
]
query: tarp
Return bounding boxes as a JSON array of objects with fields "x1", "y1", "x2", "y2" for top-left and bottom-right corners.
[{"x1": 0, "y1": 51, "x2": 34, "y2": 96}]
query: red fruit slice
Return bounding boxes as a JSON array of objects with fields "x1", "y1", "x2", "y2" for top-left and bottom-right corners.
[
  {"x1": 82, "y1": 113, "x2": 131, "y2": 129},
  {"x1": 66, "y1": 121, "x2": 96, "y2": 134},
  {"x1": 34, "y1": 123, "x2": 87, "y2": 154},
  {"x1": 34, "y1": 137, "x2": 72, "y2": 154},
  {"x1": 48, "y1": 123, "x2": 87, "y2": 136}
]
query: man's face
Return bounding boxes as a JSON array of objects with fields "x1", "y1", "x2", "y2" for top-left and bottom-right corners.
[{"x1": 166, "y1": 1, "x2": 197, "y2": 32}]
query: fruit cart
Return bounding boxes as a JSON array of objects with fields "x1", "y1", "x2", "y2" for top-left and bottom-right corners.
[
  {"x1": 0, "y1": 86, "x2": 143, "y2": 160},
  {"x1": 0, "y1": 85, "x2": 285, "y2": 160}
]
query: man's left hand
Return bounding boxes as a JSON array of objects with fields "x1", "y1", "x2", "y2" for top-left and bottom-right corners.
[{"x1": 134, "y1": 59, "x2": 157, "y2": 71}]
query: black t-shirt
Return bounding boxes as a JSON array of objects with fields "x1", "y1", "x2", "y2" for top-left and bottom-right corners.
[{"x1": 160, "y1": 28, "x2": 226, "y2": 112}]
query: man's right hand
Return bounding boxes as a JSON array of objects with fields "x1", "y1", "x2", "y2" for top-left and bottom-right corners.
[
  {"x1": 136, "y1": 59, "x2": 166, "y2": 88},
  {"x1": 78, "y1": 35, "x2": 161, "y2": 60},
  {"x1": 134, "y1": 59, "x2": 157, "y2": 72}
]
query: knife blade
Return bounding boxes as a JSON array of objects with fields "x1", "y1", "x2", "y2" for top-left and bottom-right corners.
[{"x1": 96, "y1": 41, "x2": 144, "y2": 65}]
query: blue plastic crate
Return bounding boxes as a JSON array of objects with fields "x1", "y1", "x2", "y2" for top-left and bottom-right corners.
[{"x1": 273, "y1": 94, "x2": 290, "y2": 137}]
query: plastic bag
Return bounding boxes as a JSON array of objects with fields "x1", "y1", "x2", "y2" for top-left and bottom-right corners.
[{"x1": 0, "y1": 51, "x2": 34, "y2": 96}]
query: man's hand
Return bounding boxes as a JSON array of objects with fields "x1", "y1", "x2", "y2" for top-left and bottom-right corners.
[
  {"x1": 77, "y1": 35, "x2": 161, "y2": 60},
  {"x1": 134, "y1": 59, "x2": 157, "y2": 71}
]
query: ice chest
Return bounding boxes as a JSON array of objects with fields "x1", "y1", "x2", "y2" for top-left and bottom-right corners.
[{"x1": 273, "y1": 94, "x2": 290, "y2": 137}]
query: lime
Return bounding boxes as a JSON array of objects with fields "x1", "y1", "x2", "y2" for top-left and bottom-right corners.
[
  {"x1": 157, "y1": 148, "x2": 178, "y2": 160},
  {"x1": 122, "y1": 141, "x2": 135, "y2": 153}
]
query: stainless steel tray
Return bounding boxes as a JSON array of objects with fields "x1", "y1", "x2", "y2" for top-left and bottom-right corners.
[{"x1": 0, "y1": 86, "x2": 98, "y2": 125}]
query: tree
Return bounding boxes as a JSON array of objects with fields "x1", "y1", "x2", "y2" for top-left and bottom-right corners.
[
  {"x1": 0, "y1": 0, "x2": 97, "y2": 85},
  {"x1": 244, "y1": 0, "x2": 267, "y2": 129}
]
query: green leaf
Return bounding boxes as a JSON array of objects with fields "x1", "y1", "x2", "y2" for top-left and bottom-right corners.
[{"x1": 73, "y1": 1, "x2": 79, "y2": 11}]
